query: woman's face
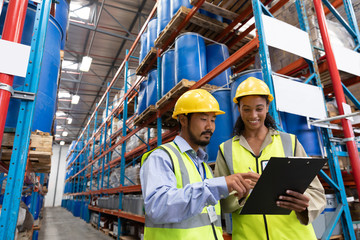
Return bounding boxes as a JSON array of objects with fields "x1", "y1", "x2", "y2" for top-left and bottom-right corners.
[{"x1": 238, "y1": 95, "x2": 269, "y2": 132}]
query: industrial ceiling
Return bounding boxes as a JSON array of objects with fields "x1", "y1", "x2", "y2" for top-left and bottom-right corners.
[{"x1": 56, "y1": 0, "x2": 155, "y2": 143}]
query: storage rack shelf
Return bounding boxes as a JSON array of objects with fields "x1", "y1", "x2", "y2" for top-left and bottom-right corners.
[
  {"x1": 62, "y1": 0, "x2": 360, "y2": 239},
  {"x1": 0, "y1": 1, "x2": 57, "y2": 239}
]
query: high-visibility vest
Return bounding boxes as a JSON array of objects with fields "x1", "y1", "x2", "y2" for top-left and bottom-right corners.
[
  {"x1": 219, "y1": 132, "x2": 317, "y2": 240},
  {"x1": 141, "y1": 142, "x2": 223, "y2": 240}
]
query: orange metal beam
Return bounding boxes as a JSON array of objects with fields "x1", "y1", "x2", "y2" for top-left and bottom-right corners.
[
  {"x1": 88, "y1": 205, "x2": 145, "y2": 223},
  {"x1": 233, "y1": 56, "x2": 256, "y2": 74}
]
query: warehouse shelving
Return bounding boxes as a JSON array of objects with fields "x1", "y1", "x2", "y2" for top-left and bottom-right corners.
[
  {"x1": 0, "y1": 0, "x2": 54, "y2": 239},
  {"x1": 62, "y1": 0, "x2": 360, "y2": 239}
]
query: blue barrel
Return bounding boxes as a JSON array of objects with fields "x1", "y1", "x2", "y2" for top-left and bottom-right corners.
[
  {"x1": 54, "y1": 0, "x2": 69, "y2": 49},
  {"x1": 83, "y1": 202, "x2": 90, "y2": 222},
  {"x1": 73, "y1": 200, "x2": 81, "y2": 217},
  {"x1": 32, "y1": 194, "x2": 41, "y2": 220},
  {"x1": 199, "y1": 9, "x2": 223, "y2": 22},
  {"x1": 137, "y1": 80, "x2": 148, "y2": 114},
  {"x1": 0, "y1": 3, "x2": 63, "y2": 133},
  {"x1": 280, "y1": 111, "x2": 323, "y2": 156},
  {"x1": 206, "y1": 43, "x2": 232, "y2": 87},
  {"x1": 147, "y1": 18, "x2": 158, "y2": 52},
  {"x1": 157, "y1": 0, "x2": 171, "y2": 36},
  {"x1": 175, "y1": 33, "x2": 207, "y2": 83},
  {"x1": 32, "y1": 230, "x2": 39, "y2": 240},
  {"x1": 206, "y1": 89, "x2": 233, "y2": 162},
  {"x1": 24, "y1": 195, "x2": 32, "y2": 208},
  {"x1": 147, "y1": 69, "x2": 158, "y2": 107},
  {"x1": 139, "y1": 32, "x2": 148, "y2": 64},
  {"x1": 161, "y1": 49, "x2": 176, "y2": 96},
  {"x1": 171, "y1": 0, "x2": 192, "y2": 17},
  {"x1": 230, "y1": 69, "x2": 263, "y2": 127}
]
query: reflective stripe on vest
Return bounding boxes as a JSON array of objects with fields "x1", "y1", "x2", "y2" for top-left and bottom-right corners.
[
  {"x1": 142, "y1": 141, "x2": 223, "y2": 240},
  {"x1": 222, "y1": 131, "x2": 294, "y2": 175},
  {"x1": 219, "y1": 132, "x2": 316, "y2": 240}
]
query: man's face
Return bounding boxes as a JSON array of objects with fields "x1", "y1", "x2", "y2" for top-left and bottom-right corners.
[{"x1": 186, "y1": 112, "x2": 216, "y2": 147}]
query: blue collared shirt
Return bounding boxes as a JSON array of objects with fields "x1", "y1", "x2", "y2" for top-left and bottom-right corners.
[{"x1": 140, "y1": 136, "x2": 229, "y2": 224}]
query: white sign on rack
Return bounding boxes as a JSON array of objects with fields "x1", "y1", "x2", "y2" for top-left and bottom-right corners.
[
  {"x1": 272, "y1": 74, "x2": 327, "y2": 119},
  {"x1": 0, "y1": 39, "x2": 31, "y2": 78},
  {"x1": 261, "y1": 14, "x2": 314, "y2": 61},
  {"x1": 332, "y1": 44, "x2": 360, "y2": 77}
]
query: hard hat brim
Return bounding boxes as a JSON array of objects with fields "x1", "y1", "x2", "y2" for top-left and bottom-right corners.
[
  {"x1": 233, "y1": 93, "x2": 274, "y2": 104},
  {"x1": 172, "y1": 109, "x2": 225, "y2": 119}
]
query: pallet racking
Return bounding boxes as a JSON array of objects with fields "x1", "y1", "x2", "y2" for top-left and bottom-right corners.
[{"x1": 63, "y1": 0, "x2": 360, "y2": 239}]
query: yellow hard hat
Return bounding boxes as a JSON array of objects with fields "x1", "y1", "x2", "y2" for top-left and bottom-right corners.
[
  {"x1": 233, "y1": 77, "x2": 274, "y2": 103},
  {"x1": 172, "y1": 89, "x2": 225, "y2": 119}
]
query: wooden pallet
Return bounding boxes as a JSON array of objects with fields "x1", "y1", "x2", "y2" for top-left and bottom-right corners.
[
  {"x1": 91, "y1": 222, "x2": 98, "y2": 229},
  {"x1": 133, "y1": 79, "x2": 220, "y2": 129},
  {"x1": 155, "y1": 6, "x2": 227, "y2": 50},
  {"x1": 190, "y1": 0, "x2": 252, "y2": 21},
  {"x1": 100, "y1": 227, "x2": 110, "y2": 235},
  {"x1": 135, "y1": 48, "x2": 157, "y2": 76},
  {"x1": 133, "y1": 105, "x2": 157, "y2": 128},
  {"x1": 156, "y1": 79, "x2": 219, "y2": 109},
  {"x1": 1, "y1": 132, "x2": 53, "y2": 173}
]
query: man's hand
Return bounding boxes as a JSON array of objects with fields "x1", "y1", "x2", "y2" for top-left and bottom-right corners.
[
  {"x1": 277, "y1": 190, "x2": 310, "y2": 212},
  {"x1": 225, "y1": 172, "x2": 260, "y2": 199}
]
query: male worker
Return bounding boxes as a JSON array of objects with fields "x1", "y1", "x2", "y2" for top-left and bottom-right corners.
[{"x1": 140, "y1": 89, "x2": 259, "y2": 240}]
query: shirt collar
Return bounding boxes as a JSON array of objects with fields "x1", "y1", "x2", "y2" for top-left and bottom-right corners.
[
  {"x1": 233, "y1": 128, "x2": 280, "y2": 141},
  {"x1": 174, "y1": 136, "x2": 208, "y2": 162}
]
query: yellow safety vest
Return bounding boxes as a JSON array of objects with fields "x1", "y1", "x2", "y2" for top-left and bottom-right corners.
[
  {"x1": 141, "y1": 142, "x2": 223, "y2": 240},
  {"x1": 219, "y1": 132, "x2": 317, "y2": 240}
]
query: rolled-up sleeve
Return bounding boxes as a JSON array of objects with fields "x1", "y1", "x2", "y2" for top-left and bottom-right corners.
[
  {"x1": 140, "y1": 149, "x2": 229, "y2": 224},
  {"x1": 214, "y1": 149, "x2": 242, "y2": 213}
]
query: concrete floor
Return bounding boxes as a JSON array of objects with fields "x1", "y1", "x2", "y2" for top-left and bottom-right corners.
[{"x1": 39, "y1": 207, "x2": 112, "y2": 240}]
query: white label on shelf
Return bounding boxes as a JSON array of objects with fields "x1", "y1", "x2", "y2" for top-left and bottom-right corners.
[
  {"x1": 0, "y1": 39, "x2": 30, "y2": 78},
  {"x1": 342, "y1": 102, "x2": 353, "y2": 122},
  {"x1": 272, "y1": 74, "x2": 327, "y2": 119},
  {"x1": 261, "y1": 14, "x2": 314, "y2": 61},
  {"x1": 332, "y1": 44, "x2": 360, "y2": 77}
]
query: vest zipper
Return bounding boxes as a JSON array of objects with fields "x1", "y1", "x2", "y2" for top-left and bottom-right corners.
[{"x1": 251, "y1": 152, "x2": 270, "y2": 240}]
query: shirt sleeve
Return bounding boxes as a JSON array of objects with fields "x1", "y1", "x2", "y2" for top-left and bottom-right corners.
[
  {"x1": 294, "y1": 138, "x2": 326, "y2": 225},
  {"x1": 214, "y1": 148, "x2": 243, "y2": 213},
  {"x1": 140, "y1": 149, "x2": 229, "y2": 224}
]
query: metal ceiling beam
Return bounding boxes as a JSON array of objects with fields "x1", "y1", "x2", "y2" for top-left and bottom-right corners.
[
  {"x1": 69, "y1": 22, "x2": 135, "y2": 41},
  {"x1": 102, "y1": 2, "x2": 148, "y2": 17},
  {"x1": 77, "y1": 0, "x2": 148, "y2": 136},
  {"x1": 61, "y1": 78, "x2": 105, "y2": 88},
  {"x1": 103, "y1": 7, "x2": 135, "y2": 39}
]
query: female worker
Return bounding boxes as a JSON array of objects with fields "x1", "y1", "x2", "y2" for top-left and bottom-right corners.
[{"x1": 214, "y1": 77, "x2": 326, "y2": 239}]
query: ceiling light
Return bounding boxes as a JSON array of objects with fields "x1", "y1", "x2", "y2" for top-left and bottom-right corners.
[
  {"x1": 67, "y1": 118, "x2": 73, "y2": 124},
  {"x1": 55, "y1": 134, "x2": 61, "y2": 138},
  {"x1": 69, "y1": 2, "x2": 91, "y2": 21},
  {"x1": 56, "y1": 111, "x2": 67, "y2": 117},
  {"x1": 80, "y1": 56, "x2": 92, "y2": 72},
  {"x1": 71, "y1": 95, "x2": 80, "y2": 104},
  {"x1": 56, "y1": 125, "x2": 63, "y2": 129},
  {"x1": 58, "y1": 90, "x2": 71, "y2": 98},
  {"x1": 62, "y1": 60, "x2": 79, "y2": 70},
  {"x1": 62, "y1": 131, "x2": 68, "y2": 137},
  {"x1": 60, "y1": 141, "x2": 65, "y2": 146}
]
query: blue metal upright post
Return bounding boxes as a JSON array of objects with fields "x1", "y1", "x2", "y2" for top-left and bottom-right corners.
[
  {"x1": 0, "y1": 1, "x2": 52, "y2": 238},
  {"x1": 157, "y1": 50, "x2": 162, "y2": 145},
  {"x1": 118, "y1": 49, "x2": 131, "y2": 239},
  {"x1": 251, "y1": 0, "x2": 280, "y2": 126}
]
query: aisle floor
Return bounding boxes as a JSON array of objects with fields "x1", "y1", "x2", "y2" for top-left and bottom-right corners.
[{"x1": 39, "y1": 207, "x2": 112, "y2": 240}]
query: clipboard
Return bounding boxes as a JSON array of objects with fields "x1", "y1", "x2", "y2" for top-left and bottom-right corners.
[{"x1": 240, "y1": 157, "x2": 327, "y2": 215}]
